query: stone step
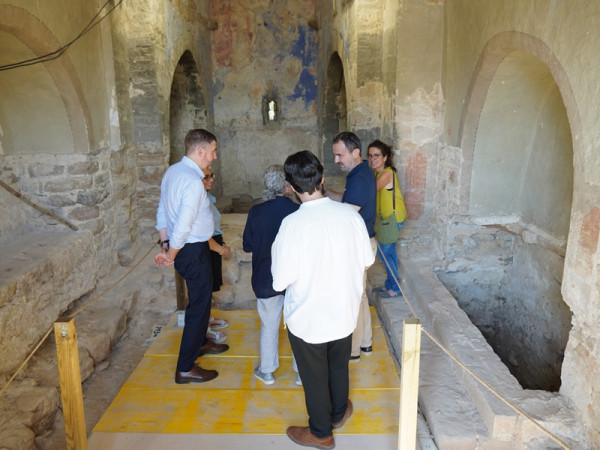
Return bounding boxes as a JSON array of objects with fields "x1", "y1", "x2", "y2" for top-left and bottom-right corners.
[
  {"x1": 373, "y1": 276, "x2": 500, "y2": 449},
  {"x1": 0, "y1": 230, "x2": 98, "y2": 382}
]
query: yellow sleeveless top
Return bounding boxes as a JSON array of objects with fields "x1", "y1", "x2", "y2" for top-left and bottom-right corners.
[{"x1": 376, "y1": 167, "x2": 407, "y2": 223}]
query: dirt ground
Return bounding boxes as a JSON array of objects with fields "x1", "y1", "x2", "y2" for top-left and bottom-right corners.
[{"x1": 34, "y1": 249, "x2": 176, "y2": 450}]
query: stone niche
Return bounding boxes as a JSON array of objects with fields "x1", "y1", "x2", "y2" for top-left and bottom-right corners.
[{"x1": 436, "y1": 223, "x2": 572, "y2": 392}]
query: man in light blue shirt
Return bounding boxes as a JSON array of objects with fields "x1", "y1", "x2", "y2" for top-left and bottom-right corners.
[{"x1": 155, "y1": 129, "x2": 229, "y2": 384}]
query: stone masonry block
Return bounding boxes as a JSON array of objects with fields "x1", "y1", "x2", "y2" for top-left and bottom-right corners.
[
  {"x1": 67, "y1": 160, "x2": 99, "y2": 175},
  {"x1": 76, "y1": 306, "x2": 128, "y2": 349},
  {"x1": 76, "y1": 189, "x2": 108, "y2": 207},
  {"x1": 0, "y1": 231, "x2": 98, "y2": 380},
  {"x1": 28, "y1": 163, "x2": 64, "y2": 178},
  {"x1": 1, "y1": 378, "x2": 59, "y2": 435},
  {"x1": 68, "y1": 205, "x2": 100, "y2": 221},
  {"x1": 48, "y1": 194, "x2": 76, "y2": 208},
  {"x1": 44, "y1": 177, "x2": 93, "y2": 193}
]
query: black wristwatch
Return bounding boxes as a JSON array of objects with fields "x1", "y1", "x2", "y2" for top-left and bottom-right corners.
[{"x1": 157, "y1": 239, "x2": 170, "y2": 249}]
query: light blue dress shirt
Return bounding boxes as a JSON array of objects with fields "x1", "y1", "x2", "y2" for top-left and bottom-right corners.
[
  {"x1": 207, "y1": 192, "x2": 222, "y2": 236},
  {"x1": 156, "y1": 156, "x2": 214, "y2": 249}
]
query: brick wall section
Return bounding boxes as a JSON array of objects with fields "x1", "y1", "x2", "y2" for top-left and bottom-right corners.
[{"x1": 0, "y1": 151, "x2": 131, "y2": 277}]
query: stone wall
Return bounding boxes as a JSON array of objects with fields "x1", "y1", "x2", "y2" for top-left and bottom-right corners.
[
  {"x1": 0, "y1": 243, "x2": 175, "y2": 449},
  {"x1": 210, "y1": 0, "x2": 319, "y2": 201},
  {"x1": 436, "y1": 224, "x2": 571, "y2": 392},
  {"x1": 0, "y1": 152, "x2": 131, "y2": 275},
  {"x1": 440, "y1": 1, "x2": 600, "y2": 444}
]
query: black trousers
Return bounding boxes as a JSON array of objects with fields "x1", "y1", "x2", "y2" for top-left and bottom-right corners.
[
  {"x1": 287, "y1": 330, "x2": 352, "y2": 438},
  {"x1": 174, "y1": 241, "x2": 213, "y2": 372},
  {"x1": 209, "y1": 234, "x2": 224, "y2": 292}
]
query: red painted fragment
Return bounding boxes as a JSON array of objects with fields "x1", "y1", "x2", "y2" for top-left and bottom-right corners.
[
  {"x1": 404, "y1": 152, "x2": 427, "y2": 219},
  {"x1": 579, "y1": 207, "x2": 600, "y2": 255}
]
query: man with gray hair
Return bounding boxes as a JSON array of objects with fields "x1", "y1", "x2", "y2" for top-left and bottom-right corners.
[{"x1": 243, "y1": 165, "x2": 300, "y2": 385}]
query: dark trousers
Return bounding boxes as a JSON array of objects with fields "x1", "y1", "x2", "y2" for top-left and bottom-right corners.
[
  {"x1": 209, "y1": 234, "x2": 224, "y2": 292},
  {"x1": 287, "y1": 330, "x2": 352, "y2": 438},
  {"x1": 174, "y1": 241, "x2": 213, "y2": 372}
]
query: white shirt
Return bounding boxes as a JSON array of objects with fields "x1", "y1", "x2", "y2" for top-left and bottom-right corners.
[
  {"x1": 271, "y1": 197, "x2": 374, "y2": 343},
  {"x1": 155, "y1": 156, "x2": 214, "y2": 249}
]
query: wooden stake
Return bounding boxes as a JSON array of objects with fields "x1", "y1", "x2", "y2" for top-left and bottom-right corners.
[
  {"x1": 54, "y1": 318, "x2": 87, "y2": 450},
  {"x1": 175, "y1": 270, "x2": 189, "y2": 310},
  {"x1": 398, "y1": 318, "x2": 422, "y2": 450}
]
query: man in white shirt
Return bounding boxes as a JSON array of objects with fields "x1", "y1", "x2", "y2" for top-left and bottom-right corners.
[
  {"x1": 271, "y1": 150, "x2": 375, "y2": 449},
  {"x1": 155, "y1": 129, "x2": 229, "y2": 384}
]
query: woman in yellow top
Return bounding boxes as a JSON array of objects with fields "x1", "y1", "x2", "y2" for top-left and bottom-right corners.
[{"x1": 367, "y1": 140, "x2": 407, "y2": 297}]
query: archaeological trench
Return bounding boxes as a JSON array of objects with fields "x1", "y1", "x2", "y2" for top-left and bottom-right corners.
[{"x1": 1, "y1": 1, "x2": 599, "y2": 449}]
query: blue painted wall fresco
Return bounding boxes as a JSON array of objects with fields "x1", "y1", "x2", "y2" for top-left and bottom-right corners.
[{"x1": 287, "y1": 24, "x2": 318, "y2": 108}]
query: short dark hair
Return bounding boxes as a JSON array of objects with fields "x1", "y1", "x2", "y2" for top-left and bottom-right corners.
[
  {"x1": 284, "y1": 150, "x2": 323, "y2": 195},
  {"x1": 333, "y1": 131, "x2": 362, "y2": 155},
  {"x1": 185, "y1": 129, "x2": 217, "y2": 155},
  {"x1": 368, "y1": 139, "x2": 395, "y2": 171}
]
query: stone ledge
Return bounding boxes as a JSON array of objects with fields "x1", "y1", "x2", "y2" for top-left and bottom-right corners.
[
  {"x1": 382, "y1": 250, "x2": 585, "y2": 448},
  {"x1": 0, "y1": 231, "x2": 98, "y2": 381},
  {"x1": 372, "y1": 276, "x2": 493, "y2": 449}
]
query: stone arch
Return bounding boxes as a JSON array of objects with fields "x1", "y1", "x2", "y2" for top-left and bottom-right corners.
[
  {"x1": 454, "y1": 32, "x2": 577, "y2": 391},
  {"x1": 168, "y1": 50, "x2": 208, "y2": 166},
  {"x1": 321, "y1": 51, "x2": 347, "y2": 175},
  {"x1": 459, "y1": 31, "x2": 581, "y2": 213},
  {"x1": 0, "y1": 5, "x2": 91, "y2": 154},
  {"x1": 168, "y1": 50, "x2": 208, "y2": 310}
]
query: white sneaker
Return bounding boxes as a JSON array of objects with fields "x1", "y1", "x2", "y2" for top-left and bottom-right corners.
[
  {"x1": 206, "y1": 327, "x2": 227, "y2": 344},
  {"x1": 254, "y1": 367, "x2": 275, "y2": 385}
]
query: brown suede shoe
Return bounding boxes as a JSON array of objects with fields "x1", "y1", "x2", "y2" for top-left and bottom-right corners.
[
  {"x1": 332, "y1": 399, "x2": 353, "y2": 429},
  {"x1": 286, "y1": 426, "x2": 335, "y2": 449},
  {"x1": 199, "y1": 341, "x2": 229, "y2": 356},
  {"x1": 175, "y1": 365, "x2": 218, "y2": 384}
]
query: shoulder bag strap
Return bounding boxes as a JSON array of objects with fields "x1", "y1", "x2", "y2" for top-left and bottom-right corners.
[{"x1": 392, "y1": 169, "x2": 396, "y2": 213}]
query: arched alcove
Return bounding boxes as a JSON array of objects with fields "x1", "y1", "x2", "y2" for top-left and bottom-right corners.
[
  {"x1": 321, "y1": 52, "x2": 347, "y2": 175},
  {"x1": 470, "y1": 50, "x2": 573, "y2": 237},
  {"x1": 168, "y1": 50, "x2": 208, "y2": 166},
  {"x1": 168, "y1": 50, "x2": 209, "y2": 309},
  {"x1": 0, "y1": 5, "x2": 91, "y2": 154},
  {"x1": 441, "y1": 34, "x2": 576, "y2": 392}
]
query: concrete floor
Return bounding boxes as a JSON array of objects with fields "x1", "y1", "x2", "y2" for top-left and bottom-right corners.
[{"x1": 88, "y1": 308, "x2": 414, "y2": 450}]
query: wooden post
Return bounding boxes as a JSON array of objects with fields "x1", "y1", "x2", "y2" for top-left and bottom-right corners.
[
  {"x1": 175, "y1": 270, "x2": 189, "y2": 310},
  {"x1": 54, "y1": 318, "x2": 87, "y2": 450},
  {"x1": 398, "y1": 318, "x2": 422, "y2": 450}
]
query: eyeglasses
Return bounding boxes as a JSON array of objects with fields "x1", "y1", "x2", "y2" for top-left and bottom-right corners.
[
  {"x1": 367, "y1": 154, "x2": 382, "y2": 160},
  {"x1": 204, "y1": 174, "x2": 215, "y2": 180}
]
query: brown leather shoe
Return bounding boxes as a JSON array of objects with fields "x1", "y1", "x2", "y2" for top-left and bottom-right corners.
[
  {"x1": 286, "y1": 426, "x2": 335, "y2": 449},
  {"x1": 199, "y1": 341, "x2": 229, "y2": 355},
  {"x1": 332, "y1": 399, "x2": 353, "y2": 429},
  {"x1": 175, "y1": 365, "x2": 218, "y2": 384}
]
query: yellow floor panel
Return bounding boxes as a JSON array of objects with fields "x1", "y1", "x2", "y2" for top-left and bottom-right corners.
[
  {"x1": 94, "y1": 387, "x2": 398, "y2": 435},
  {"x1": 94, "y1": 307, "x2": 399, "y2": 436}
]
